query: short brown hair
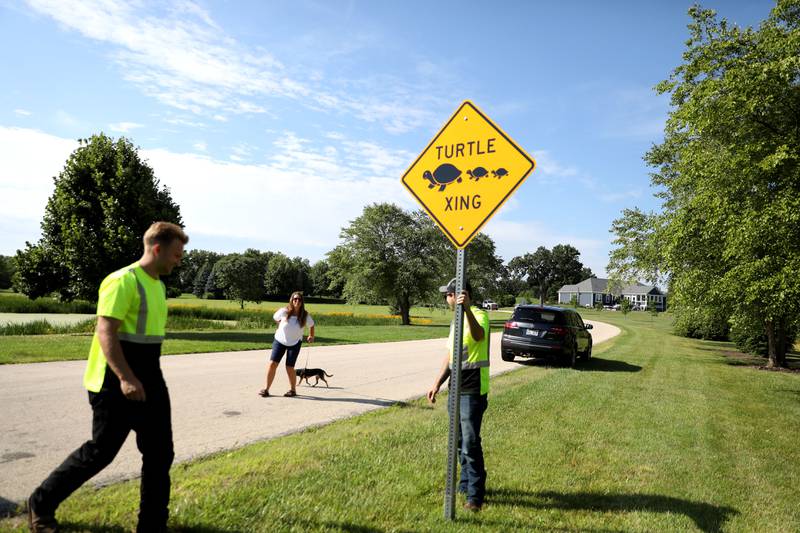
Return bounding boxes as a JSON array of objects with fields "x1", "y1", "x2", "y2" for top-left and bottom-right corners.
[{"x1": 143, "y1": 221, "x2": 189, "y2": 248}]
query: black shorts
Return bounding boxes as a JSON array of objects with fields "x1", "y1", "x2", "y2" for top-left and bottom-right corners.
[{"x1": 270, "y1": 339, "x2": 302, "y2": 367}]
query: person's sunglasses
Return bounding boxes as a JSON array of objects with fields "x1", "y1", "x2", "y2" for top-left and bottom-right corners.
[{"x1": 292, "y1": 297, "x2": 302, "y2": 301}]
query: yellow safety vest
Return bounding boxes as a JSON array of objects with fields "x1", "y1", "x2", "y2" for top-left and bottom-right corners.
[
  {"x1": 83, "y1": 263, "x2": 167, "y2": 392},
  {"x1": 447, "y1": 306, "x2": 490, "y2": 395}
]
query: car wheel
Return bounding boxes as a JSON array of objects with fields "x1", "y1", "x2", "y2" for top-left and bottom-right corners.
[
  {"x1": 501, "y1": 352, "x2": 515, "y2": 362},
  {"x1": 581, "y1": 342, "x2": 592, "y2": 361}
]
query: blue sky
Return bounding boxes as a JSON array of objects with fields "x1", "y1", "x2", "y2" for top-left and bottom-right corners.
[{"x1": 0, "y1": 0, "x2": 774, "y2": 276}]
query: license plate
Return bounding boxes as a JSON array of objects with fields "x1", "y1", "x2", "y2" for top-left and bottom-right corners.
[{"x1": 525, "y1": 329, "x2": 540, "y2": 337}]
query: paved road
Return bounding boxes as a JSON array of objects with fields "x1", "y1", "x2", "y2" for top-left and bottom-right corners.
[{"x1": 0, "y1": 320, "x2": 619, "y2": 507}]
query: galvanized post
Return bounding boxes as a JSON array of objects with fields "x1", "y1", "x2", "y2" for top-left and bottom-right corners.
[{"x1": 444, "y1": 247, "x2": 467, "y2": 520}]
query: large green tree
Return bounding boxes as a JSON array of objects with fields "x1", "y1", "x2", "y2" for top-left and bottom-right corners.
[
  {"x1": 608, "y1": 2, "x2": 800, "y2": 367},
  {"x1": 14, "y1": 134, "x2": 182, "y2": 301},
  {"x1": 327, "y1": 204, "x2": 441, "y2": 324},
  {"x1": 0, "y1": 255, "x2": 16, "y2": 290},
  {"x1": 263, "y1": 252, "x2": 310, "y2": 298},
  {"x1": 178, "y1": 250, "x2": 222, "y2": 295},
  {"x1": 328, "y1": 203, "x2": 505, "y2": 323},
  {"x1": 508, "y1": 244, "x2": 592, "y2": 304},
  {"x1": 213, "y1": 254, "x2": 263, "y2": 309}
]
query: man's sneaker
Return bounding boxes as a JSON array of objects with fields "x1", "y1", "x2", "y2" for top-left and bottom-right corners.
[
  {"x1": 27, "y1": 497, "x2": 59, "y2": 533},
  {"x1": 463, "y1": 501, "x2": 482, "y2": 512}
]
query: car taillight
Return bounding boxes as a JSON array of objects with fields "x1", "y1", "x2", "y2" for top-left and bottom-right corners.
[
  {"x1": 549, "y1": 326, "x2": 567, "y2": 336},
  {"x1": 504, "y1": 321, "x2": 518, "y2": 329}
]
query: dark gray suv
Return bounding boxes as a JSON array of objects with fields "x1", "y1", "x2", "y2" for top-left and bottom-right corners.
[{"x1": 501, "y1": 305, "x2": 593, "y2": 367}]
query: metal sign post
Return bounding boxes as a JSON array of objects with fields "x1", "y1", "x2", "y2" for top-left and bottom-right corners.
[
  {"x1": 400, "y1": 100, "x2": 536, "y2": 522},
  {"x1": 444, "y1": 247, "x2": 467, "y2": 520}
]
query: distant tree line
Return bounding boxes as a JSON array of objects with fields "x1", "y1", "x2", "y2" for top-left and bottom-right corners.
[{"x1": 10, "y1": 135, "x2": 596, "y2": 320}]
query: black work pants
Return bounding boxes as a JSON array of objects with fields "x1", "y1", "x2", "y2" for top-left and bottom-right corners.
[{"x1": 30, "y1": 366, "x2": 174, "y2": 532}]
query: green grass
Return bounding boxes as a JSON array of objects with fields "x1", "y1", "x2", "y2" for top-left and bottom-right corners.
[
  {"x1": 0, "y1": 295, "x2": 517, "y2": 364},
  {"x1": 3, "y1": 310, "x2": 799, "y2": 531},
  {"x1": 0, "y1": 324, "x2": 455, "y2": 364}
]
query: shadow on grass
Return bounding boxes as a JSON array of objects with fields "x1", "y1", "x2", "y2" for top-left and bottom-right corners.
[
  {"x1": 486, "y1": 488, "x2": 737, "y2": 533},
  {"x1": 59, "y1": 523, "x2": 241, "y2": 533},
  {"x1": 0, "y1": 496, "x2": 18, "y2": 517},
  {"x1": 579, "y1": 357, "x2": 642, "y2": 373},
  {"x1": 512, "y1": 357, "x2": 641, "y2": 373},
  {"x1": 167, "y1": 332, "x2": 362, "y2": 345},
  {"x1": 281, "y1": 519, "x2": 417, "y2": 533},
  {"x1": 167, "y1": 331, "x2": 274, "y2": 343}
]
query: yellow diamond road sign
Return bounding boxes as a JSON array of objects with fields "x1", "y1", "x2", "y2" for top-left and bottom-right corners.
[{"x1": 401, "y1": 100, "x2": 536, "y2": 249}]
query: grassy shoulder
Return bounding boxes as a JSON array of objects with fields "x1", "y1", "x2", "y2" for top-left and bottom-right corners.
[
  {"x1": 0, "y1": 296, "x2": 515, "y2": 364},
  {"x1": 3, "y1": 310, "x2": 799, "y2": 531},
  {"x1": 0, "y1": 324, "x2": 454, "y2": 365}
]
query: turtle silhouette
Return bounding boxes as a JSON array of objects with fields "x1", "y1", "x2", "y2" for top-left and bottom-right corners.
[
  {"x1": 466, "y1": 167, "x2": 490, "y2": 181},
  {"x1": 423, "y1": 163, "x2": 463, "y2": 192},
  {"x1": 492, "y1": 168, "x2": 509, "y2": 179}
]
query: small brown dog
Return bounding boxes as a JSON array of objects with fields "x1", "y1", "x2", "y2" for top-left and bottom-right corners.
[{"x1": 295, "y1": 368, "x2": 333, "y2": 387}]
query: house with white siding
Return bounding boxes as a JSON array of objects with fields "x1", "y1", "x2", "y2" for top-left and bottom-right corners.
[{"x1": 557, "y1": 277, "x2": 667, "y2": 311}]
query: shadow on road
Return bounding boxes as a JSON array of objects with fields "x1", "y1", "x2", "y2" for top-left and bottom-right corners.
[
  {"x1": 296, "y1": 395, "x2": 399, "y2": 407},
  {"x1": 486, "y1": 488, "x2": 738, "y2": 533}
]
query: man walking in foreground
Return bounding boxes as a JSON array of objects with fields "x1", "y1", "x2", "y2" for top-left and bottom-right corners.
[
  {"x1": 427, "y1": 278, "x2": 490, "y2": 512},
  {"x1": 28, "y1": 222, "x2": 188, "y2": 533}
]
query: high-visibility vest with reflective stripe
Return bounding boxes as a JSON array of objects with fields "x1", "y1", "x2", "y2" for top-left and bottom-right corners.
[
  {"x1": 448, "y1": 306, "x2": 490, "y2": 395},
  {"x1": 83, "y1": 263, "x2": 167, "y2": 392}
]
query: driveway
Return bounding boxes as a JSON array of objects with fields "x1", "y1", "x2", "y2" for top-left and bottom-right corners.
[{"x1": 0, "y1": 320, "x2": 619, "y2": 507}]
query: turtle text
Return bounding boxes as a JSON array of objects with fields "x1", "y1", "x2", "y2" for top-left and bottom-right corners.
[{"x1": 436, "y1": 139, "x2": 496, "y2": 160}]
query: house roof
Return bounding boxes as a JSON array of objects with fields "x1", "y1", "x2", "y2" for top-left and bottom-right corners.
[{"x1": 557, "y1": 278, "x2": 664, "y2": 296}]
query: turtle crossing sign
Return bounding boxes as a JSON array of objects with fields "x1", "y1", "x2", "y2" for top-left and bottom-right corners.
[{"x1": 401, "y1": 100, "x2": 536, "y2": 248}]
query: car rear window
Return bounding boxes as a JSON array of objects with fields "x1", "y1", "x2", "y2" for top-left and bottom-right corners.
[{"x1": 513, "y1": 308, "x2": 565, "y2": 324}]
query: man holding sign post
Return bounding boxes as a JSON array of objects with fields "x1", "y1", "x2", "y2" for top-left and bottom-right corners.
[
  {"x1": 427, "y1": 278, "x2": 490, "y2": 512},
  {"x1": 401, "y1": 100, "x2": 535, "y2": 519}
]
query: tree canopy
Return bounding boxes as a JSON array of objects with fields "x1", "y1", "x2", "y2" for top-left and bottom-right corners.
[
  {"x1": 608, "y1": 1, "x2": 800, "y2": 366},
  {"x1": 14, "y1": 133, "x2": 182, "y2": 301},
  {"x1": 509, "y1": 244, "x2": 593, "y2": 304},
  {"x1": 212, "y1": 254, "x2": 265, "y2": 309}
]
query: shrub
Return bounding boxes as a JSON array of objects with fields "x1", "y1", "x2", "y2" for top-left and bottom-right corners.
[
  {"x1": 0, "y1": 293, "x2": 95, "y2": 313},
  {"x1": 0, "y1": 319, "x2": 96, "y2": 336},
  {"x1": 672, "y1": 305, "x2": 729, "y2": 340},
  {"x1": 498, "y1": 294, "x2": 516, "y2": 308}
]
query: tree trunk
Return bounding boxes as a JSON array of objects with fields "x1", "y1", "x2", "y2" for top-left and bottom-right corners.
[
  {"x1": 400, "y1": 294, "x2": 411, "y2": 325},
  {"x1": 765, "y1": 320, "x2": 786, "y2": 368}
]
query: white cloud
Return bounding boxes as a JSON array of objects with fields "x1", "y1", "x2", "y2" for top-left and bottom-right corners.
[
  {"x1": 532, "y1": 149, "x2": 579, "y2": 178},
  {"x1": 599, "y1": 189, "x2": 642, "y2": 203},
  {"x1": 14, "y1": 109, "x2": 32, "y2": 116},
  {"x1": 0, "y1": 127, "x2": 77, "y2": 251},
  {"x1": 192, "y1": 141, "x2": 207, "y2": 151},
  {"x1": 0, "y1": 126, "x2": 417, "y2": 256},
  {"x1": 109, "y1": 121, "x2": 144, "y2": 133},
  {"x1": 24, "y1": 0, "x2": 440, "y2": 134},
  {"x1": 165, "y1": 116, "x2": 206, "y2": 128},
  {"x1": 483, "y1": 218, "x2": 610, "y2": 277}
]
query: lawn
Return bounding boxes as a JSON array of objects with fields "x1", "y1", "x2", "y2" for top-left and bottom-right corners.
[
  {"x1": 3, "y1": 310, "x2": 798, "y2": 531},
  {"x1": 0, "y1": 294, "x2": 516, "y2": 364}
]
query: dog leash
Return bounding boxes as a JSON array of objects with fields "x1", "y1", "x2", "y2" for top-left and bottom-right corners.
[{"x1": 301, "y1": 342, "x2": 311, "y2": 371}]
